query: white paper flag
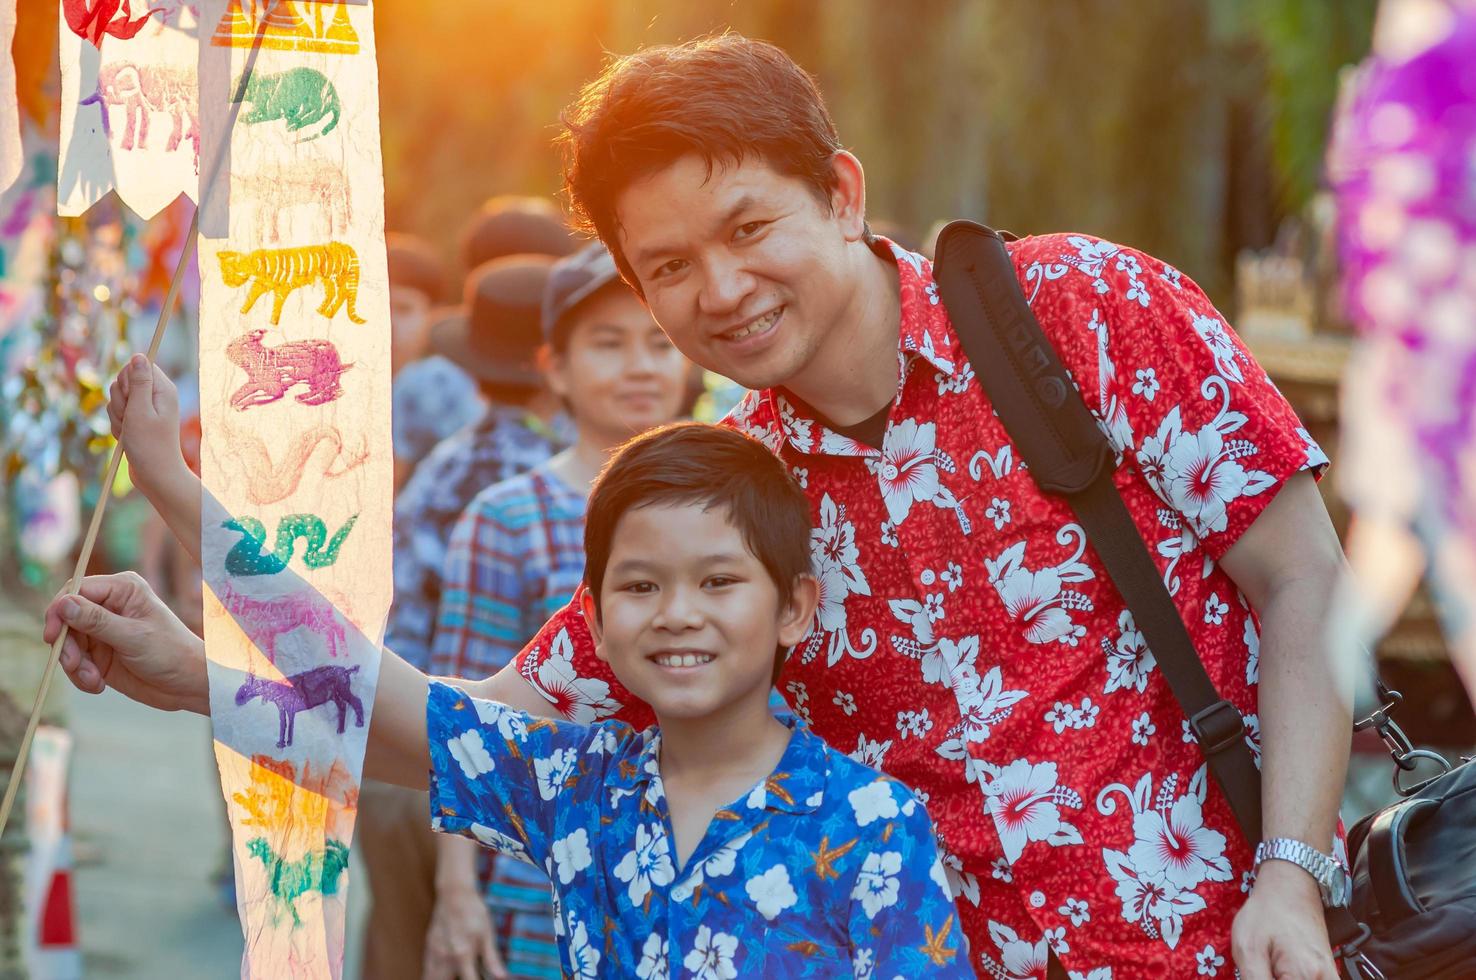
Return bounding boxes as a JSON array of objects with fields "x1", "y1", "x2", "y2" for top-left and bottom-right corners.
[{"x1": 0, "y1": 0, "x2": 18, "y2": 196}]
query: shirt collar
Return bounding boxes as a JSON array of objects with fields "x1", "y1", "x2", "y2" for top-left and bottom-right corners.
[
  {"x1": 740, "y1": 237, "x2": 966, "y2": 458},
  {"x1": 609, "y1": 715, "x2": 828, "y2": 816}
]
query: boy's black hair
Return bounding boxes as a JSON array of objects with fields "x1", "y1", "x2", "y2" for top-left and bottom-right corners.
[{"x1": 584, "y1": 422, "x2": 813, "y2": 680}]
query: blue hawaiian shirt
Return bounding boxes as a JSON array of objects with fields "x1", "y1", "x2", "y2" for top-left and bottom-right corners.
[{"x1": 426, "y1": 682, "x2": 971, "y2": 979}]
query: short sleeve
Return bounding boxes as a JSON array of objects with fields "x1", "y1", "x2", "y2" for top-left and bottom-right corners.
[
  {"x1": 511, "y1": 588, "x2": 657, "y2": 731},
  {"x1": 845, "y1": 781, "x2": 971, "y2": 978},
  {"x1": 426, "y1": 681, "x2": 614, "y2": 868},
  {"x1": 1022, "y1": 234, "x2": 1328, "y2": 562},
  {"x1": 431, "y1": 497, "x2": 526, "y2": 678}
]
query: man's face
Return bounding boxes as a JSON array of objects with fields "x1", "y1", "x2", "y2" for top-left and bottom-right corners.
[
  {"x1": 614, "y1": 155, "x2": 859, "y2": 392},
  {"x1": 584, "y1": 501, "x2": 813, "y2": 722},
  {"x1": 546, "y1": 287, "x2": 690, "y2": 440},
  {"x1": 388, "y1": 284, "x2": 432, "y2": 368}
]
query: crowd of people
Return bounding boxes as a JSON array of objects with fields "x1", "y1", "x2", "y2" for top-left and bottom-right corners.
[{"x1": 46, "y1": 32, "x2": 1373, "y2": 980}]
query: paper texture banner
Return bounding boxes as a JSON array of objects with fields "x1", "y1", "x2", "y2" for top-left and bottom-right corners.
[
  {"x1": 195, "y1": 2, "x2": 389, "y2": 975},
  {"x1": 56, "y1": 0, "x2": 200, "y2": 217},
  {"x1": 0, "y1": 0, "x2": 18, "y2": 196}
]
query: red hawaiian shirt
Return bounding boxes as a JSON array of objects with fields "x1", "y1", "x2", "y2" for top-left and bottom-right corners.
[{"x1": 513, "y1": 234, "x2": 1330, "y2": 978}]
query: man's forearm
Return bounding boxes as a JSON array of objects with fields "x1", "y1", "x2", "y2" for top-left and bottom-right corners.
[{"x1": 1257, "y1": 568, "x2": 1352, "y2": 853}]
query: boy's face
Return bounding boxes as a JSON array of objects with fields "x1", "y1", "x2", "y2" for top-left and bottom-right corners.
[
  {"x1": 389, "y1": 284, "x2": 432, "y2": 368},
  {"x1": 545, "y1": 287, "x2": 689, "y2": 440},
  {"x1": 614, "y1": 153, "x2": 868, "y2": 393},
  {"x1": 583, "y1": 501, "x2": 816, "y2": 721}
]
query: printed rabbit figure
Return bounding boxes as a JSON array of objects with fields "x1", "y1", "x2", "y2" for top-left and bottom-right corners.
[
  {"x1": 226, "y1": 329, "x2": 352, "y2": 410},
  {"x1": 218, "y1": 242, "x2": 366, "y2": 325}
]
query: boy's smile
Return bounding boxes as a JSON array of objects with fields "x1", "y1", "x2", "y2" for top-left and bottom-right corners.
[{"x1": 583, "y1": 501, "x2": 815, "y2": 723}]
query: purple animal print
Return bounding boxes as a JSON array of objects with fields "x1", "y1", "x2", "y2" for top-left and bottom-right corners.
[
  {"x1": 80, "y1": 63, "x2": 200, "y2": 170},
  {"x1": 215, "y1": 580, "x2": 346, "y2": 662},
  {"x1": 226, "y1": 329, "x2": 352, "y2": 410},
  {"x1": 234, "y1": 664, "x2": 363, "y2": 749}
]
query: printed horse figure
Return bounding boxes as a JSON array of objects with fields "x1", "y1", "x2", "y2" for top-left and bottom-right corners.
[{"x1": 235, "y1": 664, "x2": 363, "y2": 749}]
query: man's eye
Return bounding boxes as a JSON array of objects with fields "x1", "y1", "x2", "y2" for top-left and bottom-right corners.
[
  {"x1": 735, "y1": 221, "x2": 766, "y2": 239},
  {"x1": 652, "y1": 259, "x2": 685, "y2": 280}
]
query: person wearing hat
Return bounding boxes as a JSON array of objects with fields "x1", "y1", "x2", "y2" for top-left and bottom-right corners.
[
  {"x1": 420, "y1": 243, "x2": 689, "y2": 980},
  {"x1": 360, "y1": 254, "x2": 573, "y2": 980},
  {"x1": 459, "y1": 195, "x2": 579, "y2": 274}
]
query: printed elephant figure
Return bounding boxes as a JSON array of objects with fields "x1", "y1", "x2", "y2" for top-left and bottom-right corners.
[{"x1": 80, "y1": 63, "x2": 200, "y2": 169}]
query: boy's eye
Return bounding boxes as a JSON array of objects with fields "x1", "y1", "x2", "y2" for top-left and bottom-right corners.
[
  {"x1": 704, "y1": 575, "x2": 739, "y2": 589},
  {"x1": 620, "y1": 581, "x2": 657, "y2": 594}
]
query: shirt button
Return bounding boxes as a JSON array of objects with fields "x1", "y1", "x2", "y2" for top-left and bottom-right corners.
[
  {"x1": 882, "y1": 463, "x2": 899, "y2": 481},
  {"x1": 920, "y1": 569, "x2": 936, "y2": 586},
  {"x1": 1030, "y1": 890, "x2": 1046, "y2": 909}
]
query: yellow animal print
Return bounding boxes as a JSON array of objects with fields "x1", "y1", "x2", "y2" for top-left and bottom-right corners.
[{"x1": 218, "y1": 241, "x2": 367, "y2": 326}]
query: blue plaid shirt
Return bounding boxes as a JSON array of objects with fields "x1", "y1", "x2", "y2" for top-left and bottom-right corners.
[
  {"x1": 427, "y1": 682, "x2": 972, "y2": 979},
  {"x1": 431, "y1": 464, "x2": 586, "y2": 680},
  {"x1": 385, "y1": 404, "x2": 568, "y2": 672}
]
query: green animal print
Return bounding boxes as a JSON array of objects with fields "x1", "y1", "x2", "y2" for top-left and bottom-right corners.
[
  {"x1": 245, "y1": 837, "x2": 350, "y2": 928},
  {"x1": 223, "y1": 513, "x2": 358, "y2": 577},
  {"x1": 233, "y1": 67, "x2": 341, "y2": 141}
]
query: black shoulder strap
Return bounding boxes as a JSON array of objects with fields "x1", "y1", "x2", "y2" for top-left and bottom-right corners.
[
  {"x1": 932, "y1": 220, "x2": 1262, "y2": 836},
  {"x1": 932, "y1": 220, "x2": 1377, "y2": 975}
]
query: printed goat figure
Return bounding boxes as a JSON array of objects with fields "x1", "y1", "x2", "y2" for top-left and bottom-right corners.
[{"x1": 235, "y1": 664, "x2": 364, "y2": 749}]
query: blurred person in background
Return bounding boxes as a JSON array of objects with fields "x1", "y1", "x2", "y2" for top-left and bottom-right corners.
[
  {"x1": 422, "y1": 243, "x2": 690, "y2": 979},
  {"x1": 391, "y1": 200, "x2": 579, "y2": 492},
  {"x1": 360, "y1": 253, "x2": 571, "y2": 980}
]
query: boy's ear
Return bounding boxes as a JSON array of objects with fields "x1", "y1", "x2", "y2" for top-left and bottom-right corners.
[
  {"x1": 777, "y1": 574, "x2": 819, "y2": 649},
  {"x1": 579, "y1": 587, "x2": 610, "y2": 664}
]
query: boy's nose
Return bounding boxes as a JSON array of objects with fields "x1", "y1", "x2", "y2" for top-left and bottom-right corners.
[{"x1": 652, "y1": 587, "x2": 704, "y2": 631}]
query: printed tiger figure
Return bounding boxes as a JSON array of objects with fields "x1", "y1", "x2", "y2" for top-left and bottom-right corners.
[{"x1": 218, "y1": 241, "x2": 367, "y2": 326}]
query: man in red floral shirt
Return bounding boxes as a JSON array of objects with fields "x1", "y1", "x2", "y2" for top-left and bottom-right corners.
[
  {"x1": 479, "y1": 35, "x2": 1352, "y2": 979},
  {"x1": 55, "y1": 33, "x2": 1351, "y2": 980}
]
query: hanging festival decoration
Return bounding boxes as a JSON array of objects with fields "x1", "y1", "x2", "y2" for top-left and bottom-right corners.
[
  {"x1": 193, "y1": 1, "x2": 388, "y2": 975},
  {"x1": 0, "y1": 0, "x2": 19, "y2": 196},
  {"x1": 56, "y1": 0, "x2": 199, "y2": 218}
]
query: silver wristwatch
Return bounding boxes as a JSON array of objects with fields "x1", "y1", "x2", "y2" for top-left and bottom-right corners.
[{"x1": 1253, "y1": 837, "x2": 1350, "y2": 908}]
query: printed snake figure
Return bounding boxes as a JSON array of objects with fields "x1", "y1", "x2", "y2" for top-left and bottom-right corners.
[{"x1": 222, "y1": 513, "x2": 358, "y2": 576}]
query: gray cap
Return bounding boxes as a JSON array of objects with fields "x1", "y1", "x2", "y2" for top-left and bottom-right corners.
[{"x1": 541, "y1": 242, "x2": 624, "y2": 344}]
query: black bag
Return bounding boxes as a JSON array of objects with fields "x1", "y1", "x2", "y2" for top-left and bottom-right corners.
[{"x1": 932, "y1": 219, "x2": 1476, "y2": 979}]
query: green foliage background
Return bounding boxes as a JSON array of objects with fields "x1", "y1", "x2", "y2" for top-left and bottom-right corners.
[{"x1": 376, "y1": 0, "x2": 1377, "y2": 307}]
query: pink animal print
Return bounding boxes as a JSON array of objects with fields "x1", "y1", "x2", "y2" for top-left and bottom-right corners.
[
  {"x1": 215, "y1": 580, "x2": 346, "y2": 662},
  {"x1": 226, "y1": 329, "x2": 352, "y2": 410},
  {"x1": 80, "y1": 63, "x2": 200, "y2": 170}
]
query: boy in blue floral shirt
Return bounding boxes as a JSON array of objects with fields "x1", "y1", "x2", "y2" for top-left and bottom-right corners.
[{"x1": 427, "y1": 423, "x2": 967, "y2": 978}]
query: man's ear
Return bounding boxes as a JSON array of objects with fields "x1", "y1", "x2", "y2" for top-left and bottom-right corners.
[
  {"x1": 579, "y1": 586, "x2": 610, "y2": 664},
  {"x1": 777, "y1": 574, "x2": 819, "y2": 649},
  {"x1": 828, "y1": 151, "x2": 868, "y2": 243}
]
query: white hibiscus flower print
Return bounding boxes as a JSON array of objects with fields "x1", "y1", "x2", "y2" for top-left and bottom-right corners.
[
  {"x1": 1244, "y1": 614, "x2": 1261, "y2": 686},
  {"x1": 880, "y1": 521, "x2": 899, "y2": 548},
  {"x1": 986, "y1": 538, "x2": 1095, "y2": 646},
  {"x1": 896, "y1": 708, "x2": 934, "y2": 739},
  {"x1": 1103, "y1": 609, "x2": 1157, "y2": 695},
  {"x1": 1161, "y1": 264, "x2": 1183, "y2": 289},
  {"x1": 613, "y1": 823, "x2": 675, "y2": 906},
  {"x1": 1070, "y1": 970, "x2": 1114, "y2": 980},
  {"x1": 670, "y1": 830, "x2": 754, "y2": 901},
  {"x1": 979, "y1": 920, "x2": 1050, "y2": 980},
  {"x1": 683, "y1": 925, "x2": 738, "y2": 980},
  {"x1": 833, "y1": 690, "x2": 857, "y2": 715},
  {"x1": 852, "y1": 948, "x2": 875, "y2": 980},
  {"x1": 1196, "y1": 943, "x2": 1226, "y2": 976},
  {"x1": 852, "y1": 851, "x2": 903, "y2": 919},
  {"x1": 1102, "y1": 849, "x2": 1205, "y2": 949},
  {"x1": 1127, "y1": 793, "x2": 1232, "y2": 891},
  {"x1": 635, "y1": 933, "x2": 668, "y2": 980},
  {"x1": 1044, "y1": 697, "x2": 1099, "y2": 733},
  {"x1": 991, "y1": 855, "x2": 1013, "y2": 883},
  {"x1": 986, "y1": 497, "x2": 1012, "y2": 529},
  {"x1": 948, "y1": 660, "x2": 1029, "y2": 745},
  {"x1": 534, "y1": 747, "x2": 579, "y2": 800},
  {"x1": 811, "y1": 493, "x2": 871, "y2": 596},
  {"x1": 550, "y1": 828, "x2": 592, "y2": 885},
  {"x1": 465, "y1": 822, "x2": 529, "y2": 862},
  {"x1": 447, "y1": 729, "x2": 494, "y2": 780},
  {"x1": 566, "y1": 916, "x2": 601, "y2": 978},
  {"x1": 745, "y1": 864, "x2": 798, "y2": 920},
  {"x1": 983, "y1": 759, "x2": 1084, "y2": 863},
  {"x1": 1132, "y1": 367, "x2": 1160, "y2": 401},
  {"x1": 877, "y1": 418, "x2": 942, "y2": 526},
  {"x1": 790, "y1": 466, "x2": 808, "y2": 489},
  {"x1": 1203, "y1": 592, "x2": 1228, "y2": 625},
  {"x1": 1243, "y1": 713, "x2": 1262, "y2": 769},
  {"x1": 531, "y1": 628, "x2": 621, "y2": 723},
  {"x1": 941, "y1": 561, "x2": 964, "y2": 592},
  {"x1": 1131, "y1": 712, "x2": 1157, "y2": 746},
  {"x1": 848, "y1": 780, "x2": 900, "y2": 827}
]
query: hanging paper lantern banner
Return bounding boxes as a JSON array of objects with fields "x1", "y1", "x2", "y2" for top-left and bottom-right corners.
[
  {"x1": 56, "y1": 0, "x2": 200, "y2": 218},
  {"x1": 0, "y1": 0, "x2": 18, "y2": 196},
  {"x1": 195, "y1": 1, "x2": 389, "y2": 975}
]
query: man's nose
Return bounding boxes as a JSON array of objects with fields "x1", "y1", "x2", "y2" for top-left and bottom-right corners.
[{"x1": 697, "y1": 253, "x2": 755, "y2": 318}]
